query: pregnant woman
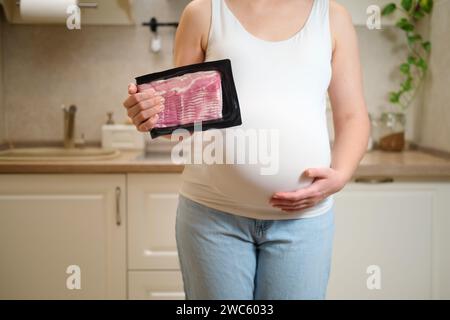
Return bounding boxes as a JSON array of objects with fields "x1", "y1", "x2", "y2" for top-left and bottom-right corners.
[{"x1": 123, "y1": 0, "x2": 370, "y2": 299}]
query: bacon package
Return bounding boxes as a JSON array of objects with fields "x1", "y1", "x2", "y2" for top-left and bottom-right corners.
[{"x1": 135, "y1": 59, "x2": 242, "y2": 139}]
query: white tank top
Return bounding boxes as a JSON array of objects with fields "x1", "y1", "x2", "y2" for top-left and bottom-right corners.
[{"x1": 179, "y1": 0, "x2": 334, "y2": 220}]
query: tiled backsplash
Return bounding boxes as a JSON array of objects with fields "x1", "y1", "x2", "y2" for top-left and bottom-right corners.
[
  {"x1": 0, "y1": 0, "x2": 448, "y2": 152},
  {"x1": 0, "y1": 0, "x2": 189, "y2": 144}
]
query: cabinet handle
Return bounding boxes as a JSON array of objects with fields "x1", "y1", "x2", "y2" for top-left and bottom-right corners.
[
  {"x1": 354, "y1": 176, "x2": 394, "y2": 184},
  {"x1": 115, "y1": 186, "x2": 122, "y2": 226}
]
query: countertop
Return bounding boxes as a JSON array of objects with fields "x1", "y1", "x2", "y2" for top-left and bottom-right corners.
[{"x1": 0, "y1": 149, "x2": 450, "y2": 179}]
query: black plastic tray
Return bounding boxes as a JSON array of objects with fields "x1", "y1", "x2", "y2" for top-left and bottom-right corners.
[{"x1": 135, "y1": 59, "x2": 242, "y2": 139}]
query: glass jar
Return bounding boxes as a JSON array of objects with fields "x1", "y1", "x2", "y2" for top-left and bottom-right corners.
[{"x1": 371, "y1": 112, "x2": 406, "y2": 152}]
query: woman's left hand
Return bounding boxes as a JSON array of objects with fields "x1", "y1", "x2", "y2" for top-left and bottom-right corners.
[{"x1": 269, "y1": 168, "x2": 348, "y2": 212}]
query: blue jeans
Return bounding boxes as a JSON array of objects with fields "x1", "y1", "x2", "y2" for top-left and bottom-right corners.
[{"x1": 175, "y1": 194, "x2": 335, "y2": 300}]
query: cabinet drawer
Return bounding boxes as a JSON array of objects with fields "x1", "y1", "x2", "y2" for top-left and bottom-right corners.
[{"x1": 128, "y1": 271, "x2": 185, "y2": 300}]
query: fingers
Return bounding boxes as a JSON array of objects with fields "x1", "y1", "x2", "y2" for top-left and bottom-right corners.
[
  {"x1": 131, "y1": 104, "x2": 164, "y2": 128},
  {"x1": 272, "y1": 185, "x2": 320, "y2": 201},
  {"x1": 304, "y1": 167, "x2": 331, "y2": 179},
  {"x1": 281, "y1": 206, "x2": 313, "y2": 213},
  {"x1": 272, "y1": 199, "x2": 316, "y2": 208},
  {"x1": 123, "y1": 89, "x2": 157, "y2": 109},
  {"x1": 137, "y1": 115, "x2": 160, "y2": 132},
  {"x1": 270, "y1": 196, "x2": 320, "y2": 206},
  {"x1": 270, "y1": 179, "x2": 328, "y2": 212},
  {"x1": 269, "y1": 167, "x2": 342, "y2": 213},
  {"x1": 128, "y1": 83, "x2": 137, "y2": 95},
  {"x1": 270, "y1": 195, "x2": 322, "y2": 208},
  {"x1": 272, "y1": 198, "x2": 320, "y2": 212},
  {"x1": 128, "y1": 96, "x2": 165, "y2": 119},
  {"x1": 122, "y1": 82, "x2": 166, "y2": 132},
  {"x1": 282, "y1": 203, "x2": 315, "y2": 212}
]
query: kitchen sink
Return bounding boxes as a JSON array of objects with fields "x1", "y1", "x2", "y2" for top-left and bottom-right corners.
[{"x1": 0, "y1": 147, "x2": 121, "y2": 161}]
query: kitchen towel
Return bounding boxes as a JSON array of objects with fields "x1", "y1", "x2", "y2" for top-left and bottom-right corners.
[{"x1": 20, "y1": 0, "x2": 79, "y2": 23}]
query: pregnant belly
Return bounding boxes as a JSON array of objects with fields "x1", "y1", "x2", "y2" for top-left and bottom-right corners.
[{"x1": 208, "y1": 127, "x2": 331, "y2": 208}]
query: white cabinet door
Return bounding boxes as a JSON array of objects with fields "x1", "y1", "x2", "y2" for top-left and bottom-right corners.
[
  {"x1": 431, "y1": 183, "x2": 450, "y2": 300},
  {"x1": 0, "y1": 174, "x2": 126, "y2": 299},
  {"x1": 327, "y1": 182, "x2": 434, "y2": 299},
  {"x1": 127, "y1": 174, "x2": 182, "y2": 270},
  {"x1": 128, "y1": 271, "x2": 185, "y2": 300}
]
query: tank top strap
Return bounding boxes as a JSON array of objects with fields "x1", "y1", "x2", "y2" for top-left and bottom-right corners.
[
  {"x1": 306, "y1": 1, "x2": 332, "y2": 59},
  {"x1": 207, "y1": 0, "x2": 232, "y2": 46},
  {"x1": 311, "y1": 1, "x2": 330, "y2": 28}
]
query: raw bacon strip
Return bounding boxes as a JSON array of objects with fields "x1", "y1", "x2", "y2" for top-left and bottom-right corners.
[{"x1": 137, "y1": 71, "x2": 223, "y2": 128}]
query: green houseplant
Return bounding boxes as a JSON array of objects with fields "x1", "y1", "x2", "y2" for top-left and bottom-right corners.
[{"x1": 376, "y1": 0, "x2": 433, "y2": 151}]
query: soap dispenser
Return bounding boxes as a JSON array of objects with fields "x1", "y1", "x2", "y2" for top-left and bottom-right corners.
[{"x1": 106, "y1": 112, "x2": 115, "y2": 125}]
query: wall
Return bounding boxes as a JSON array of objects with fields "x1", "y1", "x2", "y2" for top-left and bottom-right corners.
[
  {"x1": 0, "y1": 0, "x2": 429, "y2": 145},
  {"x1": 416, "y1": 0, "x2": 450, "y2": 153},
  {"x1": 356, "y1": 25, "x2": 418, "y2": 141},
  {"x1": 0, "y1": 9, "x2": 4, "y2": 144}
]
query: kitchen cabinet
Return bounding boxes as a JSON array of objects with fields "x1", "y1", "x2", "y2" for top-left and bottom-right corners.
[
  {"x1": 127, "y1": 174, "x2": 182, "y2": 270},
  {"x1": 0, "y1": 174, "x2": 127, "y2": 299},
  {"x1": 1, "y1": 172, "x2": 449, "y2": 300},
  {"x1": 126, "y1": 175, "x2": 450, "y2": 300},
  {"x1": 128, "y1": 271, "x2": 185, "y2": 300},
  {"x1": 328, "y1": 180, "x2": 450, "y2": 299},
  {"x1": 327, "y1": 181, "x2": 436, "y2": 299}
]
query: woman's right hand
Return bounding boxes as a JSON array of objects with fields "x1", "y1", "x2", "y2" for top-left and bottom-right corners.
[{"x1": 122, "y1": 83, "x2": 165, "y2": 132}]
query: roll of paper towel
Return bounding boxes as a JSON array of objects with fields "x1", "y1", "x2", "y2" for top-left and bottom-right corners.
[{"x1": 20, "y1": 0, "x2": 79, "y2": 23}]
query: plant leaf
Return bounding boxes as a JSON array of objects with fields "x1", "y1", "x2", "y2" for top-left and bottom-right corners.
[
  {"x1": 401, "y1": 0, "x2": 414, "y2": 11},
  {"x1": 417, "y1": 58, "x2": 428, "y2": 71},
  {"x1": 408, "y1": 34, "x2": 422, "y2": 44},
  {"x1": 382, "y1": 3, "x2": 397, "y2": 16},
  {"x1": 396, "y1": 18, "x2": 415, "y2": 31},
  {"x1": 389, "y1": 92, "x2": 400, "y2": 103},
  {"x1": 413, "y1": 10, "x2": 425, "y2": 19},
  {"x1": 400, "y1": 63, "x2": 410, "y2": 74},
  {"x1": 419, "y1": 0, "x2": 434, "y2": 13},
  {"x1": 422, "y1": 41, "x2": 431, "y2": 52},
  {"x1": 408, "y1": 55, "x2": 417, "y2": 64},
  {"x1": 402, "y1": 77, "x2": 413, "y2": 91}
]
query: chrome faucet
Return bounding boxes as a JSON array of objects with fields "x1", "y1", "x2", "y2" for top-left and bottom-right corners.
[{"x1": 62, "y1": 105, "x2": 77, "y2": 149}]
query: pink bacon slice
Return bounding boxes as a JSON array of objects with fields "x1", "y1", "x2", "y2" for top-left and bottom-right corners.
[{"x1": 137, "y1": 70, "x2": 223, "y2": 128}]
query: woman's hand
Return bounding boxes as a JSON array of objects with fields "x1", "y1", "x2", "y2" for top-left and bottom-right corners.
[
  {"x1": 269, "y1": 168, "x2": 348, "y2": 212},
  {"x1": 122, "y1": 83, "x2": 165, "y2": 132}
]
